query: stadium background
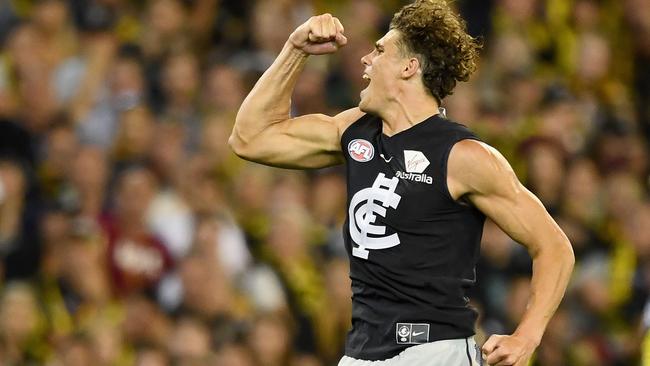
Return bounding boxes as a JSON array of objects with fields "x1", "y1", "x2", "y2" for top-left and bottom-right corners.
[{"x1": 0, "y1": 0, "x2": 648, "y2": 364}]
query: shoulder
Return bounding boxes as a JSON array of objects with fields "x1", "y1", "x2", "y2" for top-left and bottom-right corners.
[
  {"x1": 437, "y1": 117, "x2": 479, "y2": 138},
  {"x1": 447, "y1": 139, "x2": 518, "y2": 199},
  {"x1": 450, "y1": 139, "x2": 501, "y2": 165},
  {"x1": 334, "y1": 107, "x2": 367, "y2": 136}
]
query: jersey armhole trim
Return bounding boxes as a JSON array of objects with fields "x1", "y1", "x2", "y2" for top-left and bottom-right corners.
[{"x1": 340, "y1": 113, "x2": 373, "y2": 151}]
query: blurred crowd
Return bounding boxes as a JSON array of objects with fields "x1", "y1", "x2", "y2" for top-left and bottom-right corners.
[{"x1": 0, "y1": 0, "x2": 649, "y2": 365}]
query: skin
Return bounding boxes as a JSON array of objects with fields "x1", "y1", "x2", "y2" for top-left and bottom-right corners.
[{"x1": 230, "y1": 13, "x2": 574, "y2": 366}]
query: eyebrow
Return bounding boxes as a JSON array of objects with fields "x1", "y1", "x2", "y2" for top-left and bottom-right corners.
[{"x1": 375, "y1": 42, "x2": 384, "y2": 50}]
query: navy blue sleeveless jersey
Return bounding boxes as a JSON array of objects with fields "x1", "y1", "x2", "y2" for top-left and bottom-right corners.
[{"x1": 341, "y1": 113, "x2": 486, "y2": 360}]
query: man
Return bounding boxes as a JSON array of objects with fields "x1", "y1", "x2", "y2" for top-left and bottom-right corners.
[{"x1": 229, "y1": 1, "x2": 574, "y2": 365}]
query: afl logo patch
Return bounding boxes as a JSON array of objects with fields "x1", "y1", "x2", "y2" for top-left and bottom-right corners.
[{"x1": 348, "y1": 139, "x2": 374, "y2": 162}]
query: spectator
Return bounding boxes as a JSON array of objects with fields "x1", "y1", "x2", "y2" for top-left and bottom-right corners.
[{"x1": 0, "y1": 0, "x2": 646, "y2": 364}]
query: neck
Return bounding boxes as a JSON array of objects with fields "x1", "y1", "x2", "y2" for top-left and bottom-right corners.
[{"x1": 379, "y1": 90, "x2": 440, "y2": 136}]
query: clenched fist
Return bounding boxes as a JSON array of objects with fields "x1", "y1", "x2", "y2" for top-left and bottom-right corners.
[
  {"x1": 288, "y1": 13, "x2": 347, "y2": 55},
  {"x1": 482, "y1": 334, "x2": 537, "y2": 366}
]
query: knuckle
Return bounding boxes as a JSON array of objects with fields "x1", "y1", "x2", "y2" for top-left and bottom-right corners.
[
  {"x1": 481, "y1": 344, "x2": 490, "y2": 351},
  {"x1": 494, "y1": 348, "x2": 507, "y2": 358}
]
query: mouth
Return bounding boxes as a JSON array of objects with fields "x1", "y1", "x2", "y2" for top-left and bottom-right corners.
[
  {"x1": 360, "y1": 73, "x2": 371, "y2": 102},
  {"x1": 361, "y1": 74, "x2": 371, "y2": 93}
]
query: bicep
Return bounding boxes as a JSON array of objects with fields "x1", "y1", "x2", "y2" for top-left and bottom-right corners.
[
  {"x1": 231, "y1": 108, "x2": 363, "y2": 169},
  {"x1": 249, "y1": 113, "x2": 342, "y2": 169}
]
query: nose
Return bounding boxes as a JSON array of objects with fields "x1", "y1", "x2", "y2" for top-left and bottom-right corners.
[{"x1": 360, "y1": 52, "x2": 371, "y2": 67}]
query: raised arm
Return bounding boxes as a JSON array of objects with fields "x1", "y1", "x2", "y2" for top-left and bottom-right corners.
[
  {"x1": 229, "y1": 14, "x2": 364, "y2": 169},
  {"x1": 447, "y1": 140, "x2": 574, "y2": 366}
]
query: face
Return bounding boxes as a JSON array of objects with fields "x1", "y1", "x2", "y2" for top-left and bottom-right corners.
[
  {"x1": 163, "y1": 54, "x2": 199, "y2": 101},
  {"x1": 0, "y1": 285, "x2": 40, "y2": 341},
  {"x1": 359, "y1": 30, "x2": 407, "y2": 114},
  {"x1": 168, "y1": 318, "x2": 211, "y2": 360},
  {"x1": 115, "y1": 169, "x2": 156, "y2": 221},
  {"x1": 248, "y1": 317, "x2": 290, "y2": 364},
  {"x1": 149, "y1": 0, "x2": 185, "y2": 36},
  {"x1": 111, "y1": 58, "x2": 144, "y2": 97},
  {"x1": 33, "y1": 0, "x2": 68, "y2": 33}
]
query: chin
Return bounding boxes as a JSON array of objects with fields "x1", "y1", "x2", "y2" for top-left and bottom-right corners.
[
  {"x1": 358, "y1": 93, "x2": 373, "y2": 113},
  {"x1": 359, "y1": 100, "x2": 379, "y2": 115},
  {"x1": 358, "y1": 100, "x2": 368, "y2": 113}
]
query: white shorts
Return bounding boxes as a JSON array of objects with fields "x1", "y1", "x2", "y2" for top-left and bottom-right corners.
[{"x1": 338, "y1": 337, "x2": 482, "y2": 366}]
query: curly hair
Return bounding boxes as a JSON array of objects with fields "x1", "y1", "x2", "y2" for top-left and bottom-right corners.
[{"x1": 390, "y1": 0, "x2": 481, "y2": 102}]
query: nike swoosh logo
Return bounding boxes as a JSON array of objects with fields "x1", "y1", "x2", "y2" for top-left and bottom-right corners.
[
  {"x1": 412, "y1": 331, "x2": 425, "y2": 337},
  {"x1": 380, "y1": 153, "x2": 393, "y2": 163}
]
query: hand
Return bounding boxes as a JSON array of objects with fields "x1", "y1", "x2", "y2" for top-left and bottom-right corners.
[
  {"x1": 482, "y1": 334, "x2": 537, "y2": 366},
  {"x1": 288, "y1": 13, "x2": 347, "y2": 55}
]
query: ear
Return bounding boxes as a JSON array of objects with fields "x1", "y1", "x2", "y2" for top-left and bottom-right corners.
[{"x1": 401, "y1": 57, "x2": 420, "y2": 79}]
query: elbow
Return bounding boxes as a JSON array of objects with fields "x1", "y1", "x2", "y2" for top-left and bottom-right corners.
[
  {"x1": 228, "y1": 126, "x2": 262, "y2": 162},
  {"x1": 228, "y1": 133, "x2": 249, "y2": 159},
  {"x1": 564, "y1": 238, "x2": 575, "y2": 271},
  {"x1": 228, "y1": 116, "x2": 249, "y2": 157},
  {"x1": 229, "y1": 113, "x2": 259, "y2": 159},
  {"x1": 556, "y1": 237, "x2": 575, "y2": 274},
  {"x1": 533, "y1": 236, "x2": 575, "y2": 272}
]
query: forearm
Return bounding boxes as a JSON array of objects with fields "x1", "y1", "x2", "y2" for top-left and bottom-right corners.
[
  {"x1": 232, "y1": 42, "x2": 308, "y2": 145},
  {"x1": 514, "y1": 239, "x2": 574, "y2": 344},
  {"x1": 70, "y1": 35, "x2": 116, "y2": 123}
]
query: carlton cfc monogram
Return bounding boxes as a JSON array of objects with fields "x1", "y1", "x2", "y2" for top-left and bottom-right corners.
[{"x1": 349, "y1": 173, "x2": 402, "y2": 259}]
